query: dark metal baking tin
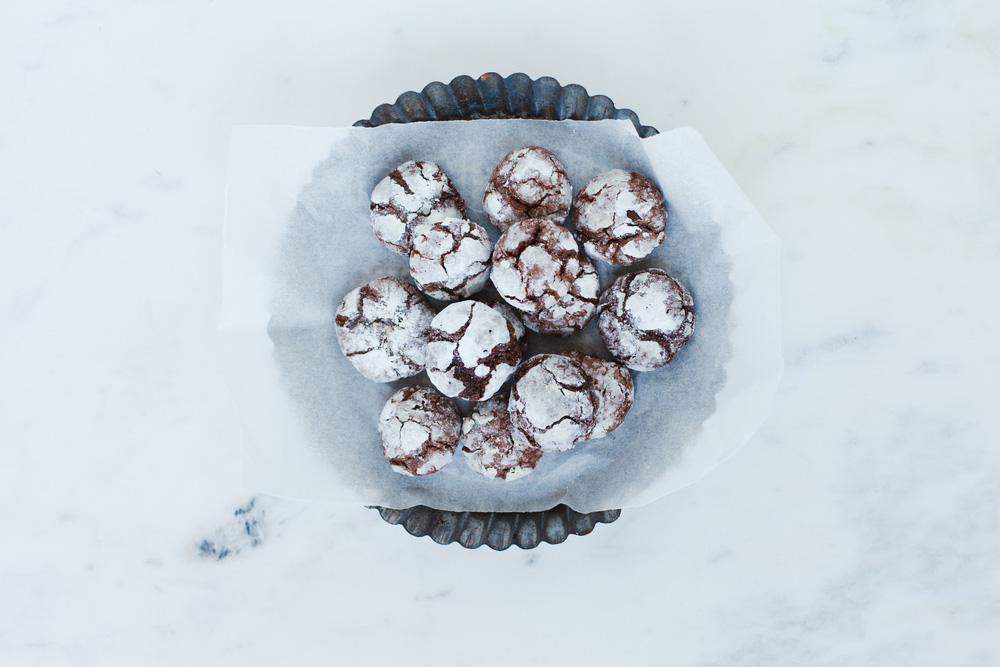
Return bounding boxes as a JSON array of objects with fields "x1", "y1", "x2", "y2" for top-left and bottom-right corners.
[{"x1": 357, "y1": 72, "x2": 658, "y2": 550}]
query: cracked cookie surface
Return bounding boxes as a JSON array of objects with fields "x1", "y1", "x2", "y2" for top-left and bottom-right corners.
[
  {"x1": 508, "y1": 354, "x2": 599, "y2": 453},
  {"x1": 597, "y1": 269, "x2": 695, "y2": 371},
  {"x1": 370, "y1": 160, "x2": 465, "y2": 256},
  {"x1": 334, "y1": 277, "x2": 434, "y2": 383},
  {"x1": 409, "y1": 218, "x2": 491, "y2": 301},
  {"x1": 482, "y1": 146, "x2": 572, "y2": 231},
  {"x1": 378, "y1": 386, "x2": 460, "y2": 476},
  {"x1": 490, "y1": 218, "x2": 599, "y2": 336},
  {"x1": 564, "y1": 351, "x2": 634, "y2": 439},
  {"x1": 571, "y1": 170, "x2": 667, "y2": 265},
  {"x1": 461, "y1": 395, "x2": 542, "y2": 481},
  {"x1": 477, "y1": 298, "x2": 527, "y2": 356},
  {"x1": 424, "y1": 301, "x2": 522, "y2": 401}
]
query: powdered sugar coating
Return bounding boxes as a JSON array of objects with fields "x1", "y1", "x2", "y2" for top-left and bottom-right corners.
[
  {"x1": 424, "y1": 301, "x2": 521, "y2": 401},
  {"x1": 370, "y1": 160, "x2": 465, "y2": 256},
  {"x1": 564, "y1": 351, "x2": 634, "y2": 439},
  {"x1": 508, "y1": 354, "x2": 599, "y2": 453},
  {"x1": 462, "y1": 396, "x2": 542, "y2": 481},
  {"x1": 571, "y1": 170, "x2": 667, "y2": 266},
  {"x1": 334, "y1": 277, "x2": 434, "y2": 383},
  {"x1": 597, "y1": 269, "x2": 695, "y2": 371},
  {"x1": 482, "y1": 146, "x2": 572, "y2": 231},
  {"x1": 378, "y1": 386, "x2": 460, "y2": 476},
  {"x1": 490, "y1": 218, "x2": 599, "y2": 336},
  {"x1": 478, "y1": 298, "x2": 527, "y2": 355},
  {"x1": 409, "y1": 218, "x2": 491, "y2": 301}
]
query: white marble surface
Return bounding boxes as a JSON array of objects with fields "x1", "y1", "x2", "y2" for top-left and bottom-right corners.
[{"x1": 2, "y1": 1, "x2": 998, "y2": 665}]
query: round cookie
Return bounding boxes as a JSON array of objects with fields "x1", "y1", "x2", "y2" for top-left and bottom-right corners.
[
  {"x1": 508, "y1": 354, "x2": 599, "y2": 453},
  {"x1": 370, "y1": 160, "x2": 465, "y2": 256},
  {"x1": 424, "y1": 301, "x2": 522, "y2": 401},
  {"x1": 378, "y1": 386, "x2": 460, "y2": 476},
  {"x1": 597, "y1": 269, "x2": 695, "y2": 371},
  {"x1": 482, "y1": 146, "x2": 572, "y2": 231},
  {"x1": 334, "y1": 277, "x2": 434, "y2": 383},
  {"x1": 564, "y1": 351, "x2": 634, "y2": 439},
  {"x1": 490, "y1": 218, "x2": 599, "y2": 336},
  {"x1": 409, "y1": 218, "x2": 491, "y2": 301},
  {"x1": 462, "y1": 396, "x2": 542, "y2": 481},
  {"x1": 571, "y1": 170, "x2": 667, "y2": 266}
]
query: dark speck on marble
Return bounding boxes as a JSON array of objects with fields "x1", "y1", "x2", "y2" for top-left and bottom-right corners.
[{"x1": 196, "y1": 497, "x2": 266, "y2": 562}]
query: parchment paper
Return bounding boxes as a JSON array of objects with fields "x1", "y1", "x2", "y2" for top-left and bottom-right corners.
[{"x1": 221, "y1": 119, "x2": 782, "y2": 512}]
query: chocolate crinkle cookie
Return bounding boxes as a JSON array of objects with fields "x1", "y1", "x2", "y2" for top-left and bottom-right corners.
[
  {"x1": 482, "y1": 146, "x2": 572, "y2": 231},
  {"x1": 378, "y1": 386, "x2": 460, "y2": 476},
  {"x1": 508, "y1": 354, "x2": 599, "y2": 453},
  {"x1": 370, "y1": 160, "x2": 465, "y2": 256},
  {"x1": 424, "y1": 301, "x2": 522, "y2": 401},
  {"x1": 490, "y1": 218, "x2": 599, "y2": 336},
  {"x1": 409, "y1": 218, "x2": 491, "y2": 301},
  {"x1": 597, "y1": 268, "x2": 695, "y2": 371},
  {"x1": 571, "y1": 170, "x2": 667, "y2": 266},
  {"x1": 462, "y1": 396, "x2": 542, "y2": 481},
  {"x1": 564, "y1": 351, "x2": 634, "y2": 439},
  {"x1": 334, "y1": 277, "x2": 434, "y2": 383}
]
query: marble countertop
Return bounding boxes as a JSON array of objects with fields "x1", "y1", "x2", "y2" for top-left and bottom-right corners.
[{"x1": 2, "y1": 1, "x2": 998, "y2": 665}]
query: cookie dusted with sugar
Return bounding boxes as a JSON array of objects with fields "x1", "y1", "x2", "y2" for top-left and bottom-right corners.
[
  {"x1": 370, "y1": 160, "x2": 465, "y2": 256},
  {"x1": 508, "y1": 354, "x2": 599, "y2": 453},
  {"x1": 462, "y1": 396, "x2": 542, "y2": 481},
  {"x1": 597, "y1": 268, "x2": 695, "y2": 372},
  {"x1": 409, "y1": 218, "x2": 491, "y2": 301},
  {"x1": 482, "y1": 146, "x2": 572, "y2": 231},
  {"x1": 571, "y1": 170, "x2": 667, "y2": 266},
  {"x1": 378, "y1": 386, "x2": 460, "y2": 476},
  {"x1": 334, "y1": 277, "x2": 434, "y2": 383},
  {"x1": 424, "y1": 301, "x2": 522, "y2": 401},
  {"x1": 564, "y1": 351, "x2": 634, "y2": 439},
  {"x1": 490, "y1": 218, "x2": 599, "y2": 336}
]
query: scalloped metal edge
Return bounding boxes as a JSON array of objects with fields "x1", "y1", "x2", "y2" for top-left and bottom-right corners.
[
  {"x1": 357, "y1": 73, "x2": 647, "y2": 549},
  {"x1": 372, "y1": 505, "x2": 622, "y2": 551},
  {"x1": 354, "y1": 72, "x2": 658, "y2": 138}
]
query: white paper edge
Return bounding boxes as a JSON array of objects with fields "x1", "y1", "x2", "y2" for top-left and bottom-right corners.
[{"x1": 624, "y1": 127, "x2": 784, "y2": 509}]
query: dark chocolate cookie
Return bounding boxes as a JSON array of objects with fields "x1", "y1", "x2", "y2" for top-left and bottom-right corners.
[
  {"x1": 370, "y1": 160, "x2": 465, "y2": 256},
  {"x1": 424, "y1": 301, "x2": 522, "y2": 401},
  {"x1": 571, "y1": 170, "x2": 667, "y2": 266},
  {"x1": 490, "y1": 218, "x2": 599, "y2": 336},
  {"x1": 597, "y1": 269, "x2": 695, "y2": 371},
  {"x1": 378, "y1": 386, "x2": 460, "y2": 476},
  {"x1": 462, "y1": 395, "x2": 542, "y2": 481},
  {"x1": 482, "y1": 146, "x2": 572, "y2": 231},
  {"x1": 508, "y1": 354, "x2": 599, "y2": 453},
  {"x1": 409, "y1": 218, "x2": 492, "y2": 301},
  {"x1": 334, "y1": 277, "x2": 434, "y2": 383}
]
